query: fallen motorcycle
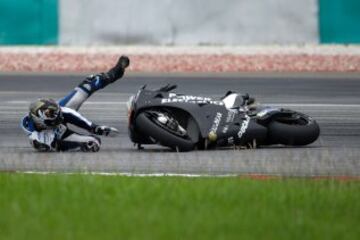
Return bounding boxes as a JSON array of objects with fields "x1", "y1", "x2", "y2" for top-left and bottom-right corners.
[{"x1": 127, "y1": 84, "x2": 320, "y2": 151}]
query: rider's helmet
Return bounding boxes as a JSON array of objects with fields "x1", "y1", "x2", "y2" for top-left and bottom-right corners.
[{"x1": 29, "y1": 98, "x2": 63, "y2": 129}]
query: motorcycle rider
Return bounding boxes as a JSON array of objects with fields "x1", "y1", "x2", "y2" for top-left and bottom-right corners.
[{"x1": 21, "y1": 55, "x2": 130, "y2": 152}]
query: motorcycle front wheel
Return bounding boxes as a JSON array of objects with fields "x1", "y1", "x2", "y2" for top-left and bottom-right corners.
[{"x1": 135, "y1": 111, "x2": 195, "y2": 151}]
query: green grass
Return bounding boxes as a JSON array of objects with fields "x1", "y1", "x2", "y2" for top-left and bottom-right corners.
[{"x1": 0, "y1": 174, "x2": 359, "y2": 240}]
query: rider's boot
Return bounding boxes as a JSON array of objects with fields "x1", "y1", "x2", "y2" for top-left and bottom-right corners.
[
  {"x1": 78, "y1": 56, "x2": 130, "y2": 95},
  {"x1": 80, "y1": 137, "x2": 101, "y2": 152},
  {"x1": 106, "y1": 55, "x2": 130, "y2": 82}
]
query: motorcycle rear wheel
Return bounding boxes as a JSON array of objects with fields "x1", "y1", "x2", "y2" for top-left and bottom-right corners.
[
  {"x1": 267, "y1": 112, "x2": 320, "y2": 146},
  {"x1": 135, "y1": 112, "x2": 195, "y2": 151}
]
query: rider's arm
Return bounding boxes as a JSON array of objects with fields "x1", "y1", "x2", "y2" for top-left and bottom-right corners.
[
  {"x1": 61, "y1": 107, "x2": 94, "y2": 132},
  {"x1": 21, "y1": 115, "x2": 56, "y2": 151},
  {"x1": 61, "y1": 107, "x2": 118, "y2": 136},
  {"x1": 20, "y1": 115, "x2": 36, "y2": 135}
]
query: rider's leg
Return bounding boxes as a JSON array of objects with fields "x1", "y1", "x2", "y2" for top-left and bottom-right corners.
[
  {"x1": 58, "y1": 73, "x2": 111, "y2": 111},
  {"x1": 58, "y1": 56, "x2": 130, "y2": 111},
  {"x1": 57, "y1": 129, "x2": 101, "y2": 152}
]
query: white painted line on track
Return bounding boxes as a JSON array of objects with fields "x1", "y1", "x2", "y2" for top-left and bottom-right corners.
[
  {"x1": 16, "y1": 171, "x2": 360, "y2": 179},
  {"x1": 20, "y1": 171, "x2": 238, "y2": 178},
  {"x1": 5, "y1": 101, "x2": 360, "y2": 108},
  {"x1": 6, "y1": 100, "x2": 126, "y2": 105},
  {"x1": 269, "y1": 103, "x2": 360, "y2": 108}
]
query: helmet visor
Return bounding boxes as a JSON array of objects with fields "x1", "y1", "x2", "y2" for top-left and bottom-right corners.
[{"x1": 43, "y1": 108, "x2": 58, "y2": 120}]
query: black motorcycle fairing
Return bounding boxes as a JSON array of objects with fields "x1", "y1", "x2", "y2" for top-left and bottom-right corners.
[
  {"x1": 127, "y1": 86, "x2": 320, "y2": 151},
  {"x1": 129, "y1": 88, "x2": 269, "y2": 148},
  {"x1": 132, "y1": 89, "x2": 230, "y2": 138}
]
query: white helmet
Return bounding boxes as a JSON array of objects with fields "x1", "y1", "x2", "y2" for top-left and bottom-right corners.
[{"x1": 29, "y1": 98, "x2": 63, "y2": 129}]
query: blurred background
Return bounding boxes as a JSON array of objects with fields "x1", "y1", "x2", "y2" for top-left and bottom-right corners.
[{"x1": 0, "y1": 0, "x2": 359, "y2": 46}]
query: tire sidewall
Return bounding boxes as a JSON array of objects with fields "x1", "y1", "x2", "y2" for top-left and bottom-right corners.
[
  {"x1": 267, "y1": 116, "x2": 320, "y2": 146},
  {"x1": 135, "y1": 112, "x2": 195, "y2": 151}
]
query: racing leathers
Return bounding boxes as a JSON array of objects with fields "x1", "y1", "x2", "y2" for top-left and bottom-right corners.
[{"x1": 21, "y1": 56, "x2": 129, "y2": 152}]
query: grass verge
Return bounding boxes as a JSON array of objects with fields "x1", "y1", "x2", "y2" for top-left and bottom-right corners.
[{"x1": 0, "y1": 173, "x2": 359, "y2": 240}]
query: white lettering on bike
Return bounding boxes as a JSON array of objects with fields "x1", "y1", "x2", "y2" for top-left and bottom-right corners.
[
  {"x1": 161, "y1": 95, "x2": 224, "y2": 106},
  {"x1": 237, "y1": 115, "x2": 250, "y2": 139},
  {"x1": 226, "y1": 110, "x2": 236, "y2": 123},
  {"x1": 222, "y1": 125, "x2": 229, "y2": 134},
  {"x1": 210, "y1": 112, "x2": 223, "y2": 133}
]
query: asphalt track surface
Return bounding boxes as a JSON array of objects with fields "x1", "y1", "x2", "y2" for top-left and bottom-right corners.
[{"x1": 0, "y1": 73, "x2": 359, "y2": 176}]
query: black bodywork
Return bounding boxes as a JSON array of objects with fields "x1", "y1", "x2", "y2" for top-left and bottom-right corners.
[
  {"x1": 127, "y1": 85, "x2": 282, "y2": 150},
  {"x1": 128, "y1": 85, "x2": 320, "y2": 151}
]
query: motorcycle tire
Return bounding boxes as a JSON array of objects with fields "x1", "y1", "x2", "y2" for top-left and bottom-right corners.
[
  {"x1": 267, "y1": 112, "x2": 320, "y2": 146},
  {"x1": 135, "y1": 112, "x2": 195, "y2": 151}
]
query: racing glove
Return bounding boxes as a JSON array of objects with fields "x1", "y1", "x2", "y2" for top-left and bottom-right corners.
[{"x1": 92, "y1": 125, "x2": 119, "y2": 137}]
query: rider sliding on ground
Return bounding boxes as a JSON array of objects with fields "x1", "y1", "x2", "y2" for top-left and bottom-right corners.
[{"x1": 21, "y1": 56, "x2": 130, "y2": 152}]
